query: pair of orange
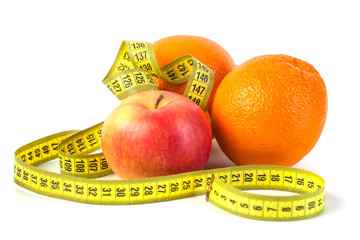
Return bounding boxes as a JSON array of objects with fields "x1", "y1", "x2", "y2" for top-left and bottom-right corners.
[{"x1": 152, "y1": 35, "x2": 327, "y2": 167}]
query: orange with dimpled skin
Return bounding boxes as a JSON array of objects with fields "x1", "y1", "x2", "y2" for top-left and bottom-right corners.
[{"x1": 212, "y1": 54, "x2": 328, "y2": 167}]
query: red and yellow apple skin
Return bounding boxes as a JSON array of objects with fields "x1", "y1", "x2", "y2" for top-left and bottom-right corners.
[{"x1": 101, "y1": 90, "x2": 212, "y2": 179}]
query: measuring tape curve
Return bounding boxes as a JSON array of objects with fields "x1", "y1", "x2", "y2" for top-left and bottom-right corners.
[
  {"x1": 102, "y1": 40, "x2": 214, "y2": 110},
  {"x1": 14, "y1": 40, "x2": 325, "y2": 221}
]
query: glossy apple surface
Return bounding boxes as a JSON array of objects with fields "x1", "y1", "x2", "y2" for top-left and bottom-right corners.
[{"x1": 101, "y1": 90, "x2": 212, "y2": 179}]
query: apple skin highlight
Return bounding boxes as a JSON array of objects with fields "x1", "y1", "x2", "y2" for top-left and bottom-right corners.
[{"x1": 101, "y1": 90, "x2": 212, "y2": 179}]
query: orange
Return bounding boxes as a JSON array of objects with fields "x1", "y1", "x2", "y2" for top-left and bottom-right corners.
[
  {"x1": 212, "y1": 54, "x2": 328, "y2": 166},
  {"x1": 152, "y1": 35, "x2": 236, "y2": 112}
]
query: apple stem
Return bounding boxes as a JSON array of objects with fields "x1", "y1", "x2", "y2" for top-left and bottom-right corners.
[{"x1": 155, "y1": 94, "x2": 164, "y2": 109}]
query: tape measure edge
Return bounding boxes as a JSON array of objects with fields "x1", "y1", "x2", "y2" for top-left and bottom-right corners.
[
  {"x1": 208, "y1": 197, "x2": 325, "y2": 221},
  {"x1": 212, "y1": 176, "x2": 325, "y2": 201}
]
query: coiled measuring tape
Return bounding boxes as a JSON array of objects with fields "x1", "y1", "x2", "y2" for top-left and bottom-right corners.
[
  {"x1": 13, "y1": 40, "x2": 325, "y2": 221},
  {"x1": 103, "y1": 40, "x2": 214, "y2": 110}
]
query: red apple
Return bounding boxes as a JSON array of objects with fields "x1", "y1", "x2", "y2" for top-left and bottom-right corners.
[{"x1": 101, "y1": 90, "x2": 212, "y2": 179}]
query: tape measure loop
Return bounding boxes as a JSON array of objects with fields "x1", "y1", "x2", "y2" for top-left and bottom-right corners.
[
  {"x1": 206, "y1": 165, "x2": 325, "y2": 221},
  {"x1": 102, "y1": 41, "x2": 214, "y2": 110},
  {"x1": 14, "y1": 132, "x2": 325, "y2": 220}
]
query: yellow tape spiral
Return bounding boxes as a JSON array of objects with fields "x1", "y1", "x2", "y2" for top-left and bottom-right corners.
[{"x1": 13, "y1": 40, "x2": 325, "y2": 221}]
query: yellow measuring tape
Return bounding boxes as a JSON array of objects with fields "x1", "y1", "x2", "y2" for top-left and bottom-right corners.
[
  {"x1": 13, "y1": 40, "x2": 325, "y2": 221},
  {"x1": 103, "y1": 40, "x2": 214, "y2": 110}
]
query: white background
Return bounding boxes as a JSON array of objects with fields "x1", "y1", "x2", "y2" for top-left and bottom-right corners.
[{"x1": 1, "y1": 0, "x2": 359, "y2": 239}]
